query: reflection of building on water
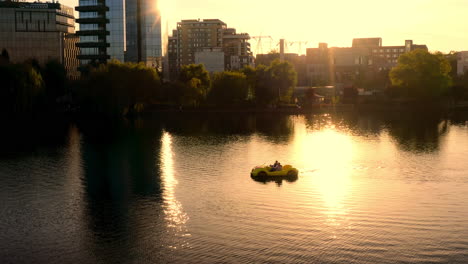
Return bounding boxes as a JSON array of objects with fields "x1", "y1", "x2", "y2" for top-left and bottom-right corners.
[{"x1": 78, "y1": 120, "x2": 165, "y2": 259}]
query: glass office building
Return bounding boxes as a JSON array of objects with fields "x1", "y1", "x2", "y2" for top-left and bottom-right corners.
[{"x1": 75, "y1": 0, "x2": 161, "y2": 67}]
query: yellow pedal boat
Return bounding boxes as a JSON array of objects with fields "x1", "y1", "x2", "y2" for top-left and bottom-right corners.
[{"x1": 250, "y1": 165, "x2": 299, "y2": 177}]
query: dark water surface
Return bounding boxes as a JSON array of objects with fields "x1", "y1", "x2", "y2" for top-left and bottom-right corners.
[{"x1": 1, "y1": 112, "x2": 468, "y2": 263}]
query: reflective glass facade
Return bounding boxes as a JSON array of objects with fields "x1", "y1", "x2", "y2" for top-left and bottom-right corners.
[
  {"x1": 106, "y1": 0, "x2": 125, "y2": 62},
  {"x1": 140, "y1": 0, "x2": 162, "y2": 66},
  {"x1": 125, "y1": 0, "x2": 138, "y2": 62},
  {"x1": 76, "y1": 0, "x2": 161, "y2": 67},
  {"x1": 125, "y1": 0, "x2": 161, "y2": 66}
]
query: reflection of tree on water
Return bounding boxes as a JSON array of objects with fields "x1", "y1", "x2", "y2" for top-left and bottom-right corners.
[
  {"x1": 385, "y1": 113, "x2": 448, "y2": 153},
  {"x1": 161, "y1": 113, "x2": 294, "y2": 144},
  {"x1": 449, "y1": 110, "x2": 468, "y2": 127},
  {"x1": 303, "y1": 111, "x2": 451, "y2": 153},
  {"x1": 255, "y1": 114, "x2": 294, "y2": 143},
  {"x1": 0, "y1": 118, "x2": 70, "y2": 158},
  {"x1": 78, "y1": 118, "x2": 164, "y2": 261},
  {"x1": 304, "y1": 112, "x2": 385, "y2": 136}
]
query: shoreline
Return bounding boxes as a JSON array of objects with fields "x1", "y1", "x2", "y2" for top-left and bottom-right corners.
[{"x1": 3, "y1": 102, "x2": 468, "y2": 121}]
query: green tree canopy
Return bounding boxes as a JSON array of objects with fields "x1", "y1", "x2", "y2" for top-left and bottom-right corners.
[
  {"x1": 208, "y1": 71, "x2": 248, "y2": 105},
  {"x1": 0, "y1": 63, "x2": 44, "y2": 113},
  {"x1": 268, "y1": 59, "x2": 297, "y2": 102},
  {"x1": 42, "y1": 60, "x2": 67, "y2": 103},
  {"x1": 177, "y1": 64, "x2": 211, "y2": 106},
  {"x1": 254, "y1": 64, "x2": 276, "y2": 105},
  {"x1": 240, "y1": 65, "x2": 256, "y2": 100},
  {"x1": 389, "y1": 49, "x2": 452, "y2": 99}
]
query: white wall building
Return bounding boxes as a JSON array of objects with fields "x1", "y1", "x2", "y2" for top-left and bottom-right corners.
[
  {"x1": 457, "y1": 51, "x2": 468, "y2": 76},
  {"x1": 195, "y1": 47, "x2": 224, "y2": 73}
]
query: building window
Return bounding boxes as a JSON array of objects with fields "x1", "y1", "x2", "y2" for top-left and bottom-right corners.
[
  {"x1": 80, "y1": 47, "x2": 99, "y2": 55},
  {"x1": 80, "y1": 24, "x2": 99, "y2": 30},
  {"x1": 79, "y1": 0, "x2": 98, "y2": 6},
  {"x1": 80, "y1": 35, "x2": 99, "y2": 42}
]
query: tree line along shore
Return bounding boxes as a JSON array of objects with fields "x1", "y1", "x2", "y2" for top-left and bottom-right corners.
[{"x1": 1, "y1": 49, "x2": 468, "y2": 118}]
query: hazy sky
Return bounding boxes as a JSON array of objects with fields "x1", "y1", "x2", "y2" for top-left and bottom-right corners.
[{"x1": 63, "y1": 0, "x2": 468, "y2": 54}]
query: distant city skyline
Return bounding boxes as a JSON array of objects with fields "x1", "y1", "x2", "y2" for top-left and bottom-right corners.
[{"x1": 62, "y1": 0, "x2": 468, "y2": 55}]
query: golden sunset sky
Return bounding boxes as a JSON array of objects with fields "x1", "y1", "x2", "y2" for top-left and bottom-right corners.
[{"x1": 65, "y1": 0, "x2": 468, "y2": 54}]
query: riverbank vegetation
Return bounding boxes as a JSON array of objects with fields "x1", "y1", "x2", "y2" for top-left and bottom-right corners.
[
  {"x1": 0, "y1": 51, "x2": 69, "y2": 115},
  {"x1": 389, "y1": 49, "x2": 452, "y2": 100},
  {"x1": 2, "y1": 48, "x2": 468, "y2": 117}
]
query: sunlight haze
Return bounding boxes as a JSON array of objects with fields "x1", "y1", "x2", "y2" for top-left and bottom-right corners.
[{"x1": 62, "y1": 0, "x2": 467, "y2": 54}]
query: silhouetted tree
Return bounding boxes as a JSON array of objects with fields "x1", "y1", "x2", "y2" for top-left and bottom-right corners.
[
  {"x1": 79, "y1": 60, "x2": 162, "y2": 115},
  {"x1": 0, "y1": 63, "x2": 45, "y2": 114},
  {"x1": 42, "y1": 60, "x2": 67, "y2": 106},
  {"x1": 208, "y1": 71, "x2": 248, "y2": 105},
  {"x1": 0, "y1": 48, "x2": 10, "y2": 65}
]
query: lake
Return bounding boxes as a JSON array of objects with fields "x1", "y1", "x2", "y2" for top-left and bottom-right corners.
[{"x1": 1, "y1": 111, "x2": 468, "y2": 263}]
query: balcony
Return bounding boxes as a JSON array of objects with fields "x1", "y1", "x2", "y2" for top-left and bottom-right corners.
[
  {"x1": 76, "y1": 29, "x2": 110, "y2": 36},
  {"x1": 76, "y1": 42, "x2": 110, "y2": 48},
  {"x1": 76, "y1": 17, "x2": 109, "y2": 24},
  {"x1": 75, "y1": 5, "x2": 109, "y2": 12},
  {"x1": 77, "y1": 54, "x2": 110, "y2": 60}
]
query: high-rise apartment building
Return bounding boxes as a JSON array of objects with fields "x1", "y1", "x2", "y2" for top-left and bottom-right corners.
[
  {"x1": 0, "y1": 1, "x2": 78, "y2": 77},
  {"x1": 167, "y1": 19, "x2": 254, "y2": 79},
  {"x1": 75, "y1": 0, "x2": 162, "y2": 67},
  {"x1": 223, "y1": 28, "x2": 254, "y2": 70}
]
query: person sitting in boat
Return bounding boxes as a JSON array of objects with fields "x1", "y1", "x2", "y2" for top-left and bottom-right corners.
[
  {"x1": 275, "y1": 162, "x2": 283, "y2": 171},
  {"x1": 270, "y1": 161, "x2": 282, "y2": 171}
]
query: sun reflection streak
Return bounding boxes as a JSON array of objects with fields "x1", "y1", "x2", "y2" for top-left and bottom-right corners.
[
  {"x1": 295, "y1": 121, "x2": 355, "y2": 227},
  {"x1": 160, "y1": 131, "x2": 190, "y2": 247}
]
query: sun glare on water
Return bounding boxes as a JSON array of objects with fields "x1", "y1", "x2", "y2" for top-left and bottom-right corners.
[{"x1": 294, "y1": 119, "x2": 356, "y2": 216}]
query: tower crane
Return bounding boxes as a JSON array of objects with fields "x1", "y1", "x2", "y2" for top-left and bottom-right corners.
[
  {"x1": 287, "y1": 41, "x2": 309, "y2": 55},
  {"x1": 251, "y1": 35, "x2": 273, "y2": 55}
]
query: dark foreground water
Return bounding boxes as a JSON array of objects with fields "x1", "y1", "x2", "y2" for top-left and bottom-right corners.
[{"x1": 1, "y1": 111, "x2": 468, "y2": 264}]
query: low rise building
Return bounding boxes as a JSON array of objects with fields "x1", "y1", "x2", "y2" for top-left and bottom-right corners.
[
  {"x1": 0, "y1": 1, "x2": 78, "y2": 77},
  {"x1": 457, "y1": 51, "x2": 468, "y2": 76},
  {"x1": 305, "y1": 38, "x2": 428, "y2": 88}
]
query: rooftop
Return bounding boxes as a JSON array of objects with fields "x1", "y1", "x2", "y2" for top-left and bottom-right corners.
[
  {"x1": 0, "y1": 1, "x2": 60, "y2": 9},
  {"x1": 179, "y1": 19, "x2": 226, "y2": 25}
]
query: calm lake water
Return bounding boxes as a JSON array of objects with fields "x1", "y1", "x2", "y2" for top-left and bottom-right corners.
[{"x1": 1, "y1": 111, "x2": 468, "y2": 264}]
